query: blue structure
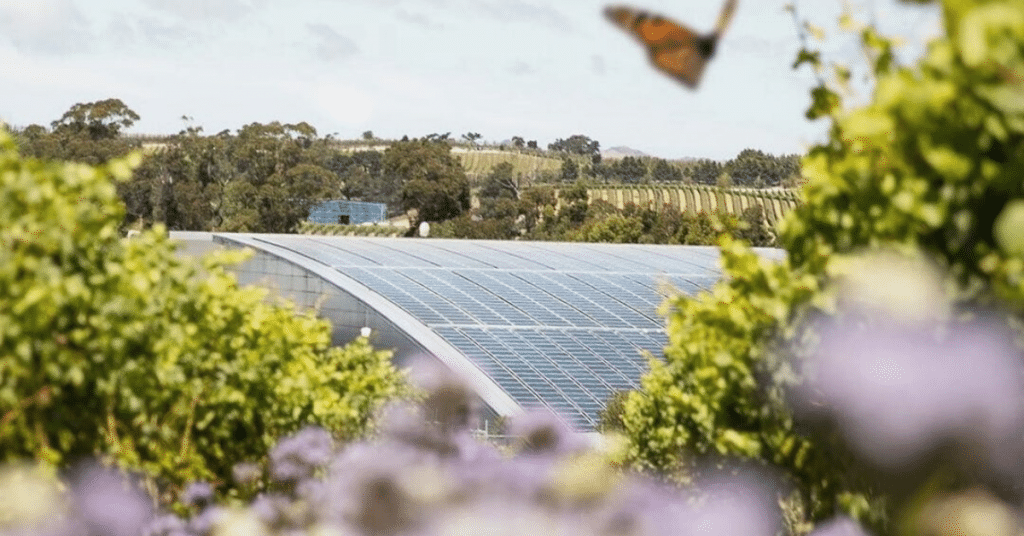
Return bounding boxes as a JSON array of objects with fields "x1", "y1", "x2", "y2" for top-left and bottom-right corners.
[{"x1": 308, "y1": 200, "x2": 387, "y2": 225}]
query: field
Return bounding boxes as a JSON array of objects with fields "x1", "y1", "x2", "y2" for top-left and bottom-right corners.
[
  {"x1": 453, "y1": 148, "x2": 564, "y2": 180},
  {"x1": 583, "y1": 185, "x2": 801, "y2": 225}
]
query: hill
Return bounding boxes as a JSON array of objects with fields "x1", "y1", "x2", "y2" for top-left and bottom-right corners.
[{"x1": 601, "y1": 146, "x2": 649, "y2": 159}]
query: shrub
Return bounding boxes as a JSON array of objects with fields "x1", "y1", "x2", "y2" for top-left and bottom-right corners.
[
  {"x1": 0, "y1": 130, "x2": 407, "y2": 505},
  {"x1": 622, "y1": 0, "x2": 1024, "y2": 534}
]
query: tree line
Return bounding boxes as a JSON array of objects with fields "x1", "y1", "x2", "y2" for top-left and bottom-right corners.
[{"x1": 11, "y1": 100, "x2": 785, "y2": 244}]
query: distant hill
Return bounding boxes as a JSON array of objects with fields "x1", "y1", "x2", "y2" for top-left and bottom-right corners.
[{"x1": 601, "y1": 146, "x2": 649, "y2": 159}]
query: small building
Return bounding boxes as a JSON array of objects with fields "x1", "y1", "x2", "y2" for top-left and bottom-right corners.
[{"x1": 308, "y1": 200, "x2": 387, "y2": 225}]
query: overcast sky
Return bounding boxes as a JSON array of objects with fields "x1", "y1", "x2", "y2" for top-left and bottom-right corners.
[{"x1": 0, "y1": 0, "x2": 940, "y2": 160}]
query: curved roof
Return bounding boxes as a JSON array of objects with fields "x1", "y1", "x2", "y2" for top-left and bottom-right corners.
[{"x1": 217, "y1": 234, "x2": 783, "y2": 430}]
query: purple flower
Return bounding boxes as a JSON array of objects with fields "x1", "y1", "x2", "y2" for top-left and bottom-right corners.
[
  {"x1": 187, "y1": 506, "x2": 224, "y2": 536},
  {"x1": 180, "y1": 482, "x2": 214, "y2": 509},
  {"x1": 141, "y1": 514, "x2": 192, "y2": 536},
  {"x1": 270, "y1": 427, "x2": 334, "y2": 482},
  {"x1": 405, "y1": 358, "x2": 479, "y2": 434},
  {"x1": 231, "y1": 462, "x2": 261, "y2": 486},
  {"x1": 795, "y1": 318, "x2": 1024, "y2": 471},
  {"x1": 507, "y1": 410, "x2": 587, "y2": 456},
  {"x1": 69, "y1": 465, "x2": 154, "y2": 536},
  {"x1": 808, "y1": 516, "x2": 874, "y2": 536},
  {"x1": 250, "y1": 494, "x2": 285, "y2": 526},
  {"x1": 679, "y1": 472, "x2": 782, "y2": 536}
]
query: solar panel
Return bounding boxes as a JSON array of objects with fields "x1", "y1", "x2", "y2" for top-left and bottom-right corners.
[{"x1": 226, "y1": 235, "x2": 782, "y2": 431}]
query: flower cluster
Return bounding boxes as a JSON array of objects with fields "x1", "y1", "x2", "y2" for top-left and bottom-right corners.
[{"x1": 0, "y1": 362, "x2": 785, "y2": 536}]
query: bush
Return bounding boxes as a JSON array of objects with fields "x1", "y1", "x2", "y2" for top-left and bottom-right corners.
[
  {"x1": 622, "y1": 0, "x2": 1024, "y2": 534},
  {"x1": 0, "y1": 130, "x2": 407, "y2": 505}
]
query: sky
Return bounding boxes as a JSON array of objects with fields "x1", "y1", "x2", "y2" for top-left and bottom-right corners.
[{"x1": 0, "y1": 0, "x2": 941, "y2": 160}]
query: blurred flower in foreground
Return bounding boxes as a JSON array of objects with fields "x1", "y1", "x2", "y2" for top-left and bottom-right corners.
[
  {"x1": 829, "y1": 250, "x2": 949, "y2": 325},
  {"x1": 797, "y1": 251, "x2": 1024, "y2": 480},
  {"x1": 69, "y1": 464, "x2": 154, "y2": 536},
  {"x1": 230, "y1": 462, "x2": 261, "y2": 487},
  {"x1": 807, "y1": 516, "x2": 874, "y2": 536},
  {"x1": 0, "y1": 464, "x2": 65, "y2": 533},
  {"x1": 913, "y1": 488, "x2": 1023, "y2": 536},
  {"x1": 269, "y1": 427, "x2": 334, "y2": 483},
  {"x1": 508, "y1": 409, "x2": 588, "y2": 457},
  {"x1": 180, "y1": 482, "x2": 214, "y2": 510},
  {"x1": 1, "y1": 357, "x2": 786, "y2": 536},
  {"x1": 795, "y1": 316, "x2": 1024, "y2": 472}
]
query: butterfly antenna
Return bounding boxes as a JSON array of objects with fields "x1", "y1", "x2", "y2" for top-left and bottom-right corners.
[{"x1": 714, "y1": 0, "x2": 738, "y2": 35}]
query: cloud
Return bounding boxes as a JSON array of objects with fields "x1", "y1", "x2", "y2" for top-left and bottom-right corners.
[
  {"x1": 307, "y1": 23, "x2": 359, "y2": 62},
  {"x1": 307, "y1": 81, "x2": 375, "y2": 127},
  {"x1": 509, "y1": 61, "x2": 534, "y2": 76},
  {"x1": 141, "y1": 0, "x2": 261, "y2": 22},
  {"x1": 476, "y1": 0, "x2": 570, "y2": 29},
  {"x1": 395, "y1": 9, "x2": 442, "y2": 30},
  {"x1": 0, "y1": 0, "x2": 93, "y2": 54}
]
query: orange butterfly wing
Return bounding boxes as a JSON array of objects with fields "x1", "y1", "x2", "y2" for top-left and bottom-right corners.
[{"x1": 605, "y1": 2, "x2": 736, "y2": 89}]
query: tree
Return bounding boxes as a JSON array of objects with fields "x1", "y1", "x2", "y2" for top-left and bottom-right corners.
[
  {"x1": 614, "y1": 156, "x2": 647, "y2": 183},
  {"x1": 518, "y1": 185, "x2": 556, "y2": 234},
  {"x1": 461, "y1": 132, "x2": 482, "y2": 145},
  {"x1": 387, "y1": 138, "x2": 470, "y2": 225},
  {"x1": 548, "y1": 134, "x2": 600, "y2": 157},
  {"x1": 559, "y1": 157, "x2": 579, "y2": 183},
  {"x1": 558, "y1": 181, "x2": 590, "y2": 225},
  {"x1": 478, "y1": 162, "x2": 523, "y2": 222},
  {"x1": 17, "y1": 100, "x2": 142, "y2": 166},
  {"x1": 688, "y1": 159, "x2": 723, "y2": 185},
  {"x1": 362, "y1": 130, "x2": 375, "y2": 140},
  {"x1": 50, "y1": 98, "x2": 140, "y2": 141},
  {"x1": 526, "y1": 140, "x2": 538, "y2": 149},
  {"x1": 0, "y1": 130, "x2": 407, "y2": 505},
  {"x1": 650, "y1": 159, "x2": 683, "y2": 182},
  {"x1": 511, "y1": 136, "x2": 525, "y2": 149}
]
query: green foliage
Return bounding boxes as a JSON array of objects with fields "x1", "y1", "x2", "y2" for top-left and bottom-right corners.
[
  {"x1": 547, "y1": 134, "x2": 601, "y2": 156},
  {"x1": 50, "y1": 98, "x2": 140, "y2": 141},
  {"x1": 621, "y1": 1, "x2": 1024, "y2": 535},
  {"x1": 0, "y1": 130, "x2": 407, "y2": 505},
  {"x1": 388, "y1": 138, "x2": 471, "y2": 226},
  {"x1": 725, "y1": 149, "x2": 801, "y2": 188},
  {"x1": 478, "y1": 162, "x2": 524, "y2": 222},
  {"x1": 597, "y1": 390, "x2": 631, "y2": 433},
  {"x1": 559, "y1": 157, "x2": 579, "y2": 183},
  {"x1": 14, "y1": 99, "x2": 142, "y2": 166},
  {"x1": 650, "y1": 158, "x2": 684, "y2": 182},
  {"x1": 611, "y1": 156, "x2": 648, "y2": 183}
]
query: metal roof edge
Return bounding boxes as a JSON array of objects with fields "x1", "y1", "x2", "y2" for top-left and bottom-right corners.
[{"x1": 212, "y1": 233, "x2": 523, "y2": 419}]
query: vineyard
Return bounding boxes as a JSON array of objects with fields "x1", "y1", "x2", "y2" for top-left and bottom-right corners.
[
  {"x1": 297, "y1": 221, "x2": 407, "y2": 237},
  {"x1": 582, "y1": 185, "x2": 800, "y2": 226},
  {"x1": 454, "y1": 149, "x2": 564, "y2": 179}
]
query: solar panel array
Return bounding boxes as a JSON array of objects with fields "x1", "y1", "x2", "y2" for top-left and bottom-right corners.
[{"x1": 246, "y1": 235, "x2": 771, "y2": 430}]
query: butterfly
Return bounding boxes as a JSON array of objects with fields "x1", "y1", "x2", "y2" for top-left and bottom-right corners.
[{"x1": 604, "y1": 0, "x2": 738, "y2": 89}]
